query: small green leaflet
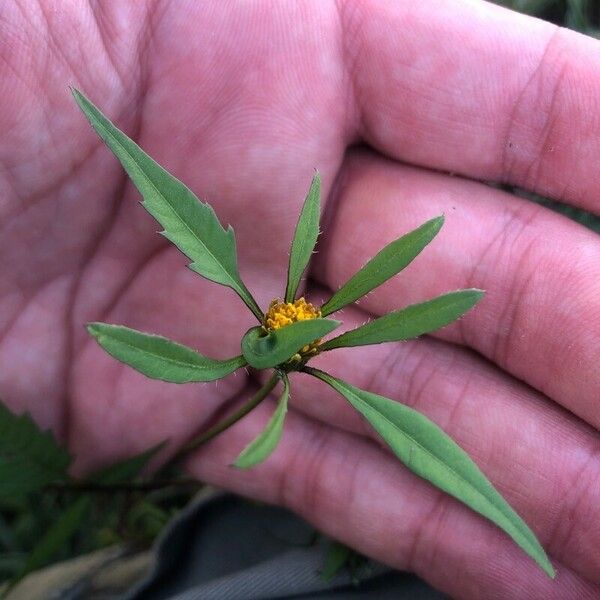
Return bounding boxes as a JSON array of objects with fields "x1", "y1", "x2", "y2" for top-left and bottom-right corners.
[
  {"x1": 234, "y1": 373, "x2": 290, "y2": 468},
  {"x1": 0, "y1": 401, "x2": 71, "y2": 498},
  {"x1": 285, "y1": 173, "x2": 321, "y2": 303},
  {"x1": 88, "y1": 323, "x2": 246, "y2": 383},
  {"x1": 17, "y1": 497, "x2": 91, "y2": 582},
  {"x1": 321, "y1": 216, "x2": 444, "y2": 316},
  {"x1": 72, "y1": 89, "x2": 262, "y2": 320},
  {"x1": 241, "y1": 319, "x2": 340, "y2": 369},
  {"x1": 321, "y1": 541, "x2": 352, "y2": 582},
  {"x1": 322, "y1": 289, "x2": 483, "y2": 351},
  {"x1": 308, "y1": 370, "x2": 555, "y2": 578},
  {"x1": 89, "y1": 443, "x2": 165, "y2": 485}
]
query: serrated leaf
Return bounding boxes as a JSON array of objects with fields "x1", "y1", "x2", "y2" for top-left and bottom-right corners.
[
  {"x1": 88, "y1": 323, "x2": 246, "y2": 383},
  {"x1": 234, "y1": 374, "x2": 289, "y2": 468},
  {"x1": 17, "y1": 496, "x2": 90, "y2": 581},
  {"x1": 0, "y1": 402, "x2": 71, "y2": 498},
  {"x1": 285, "y1": 173, "x2": 321, "y2": 302},
  {"x1": 241, "y1": 319, "x2": 340, "y2": 369},
  {"x1": 88, "y1": 443, "x2": 165, "y2": 485},
  {"x1": 321, "y1": 216, "x2": 444, "y2": 316},
  {"x1": 308, "y1": 370, "x2": 555, "y2": 578},
  {"x1": 322, "y1": 289, "x2": 483, "y2": 351},
  {"x1": 72, "y1": 89, "x2": 262, "y2": 320}
]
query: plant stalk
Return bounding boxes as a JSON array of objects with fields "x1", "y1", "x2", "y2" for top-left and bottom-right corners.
[{"x1": 175, "y1": 371, "x2": 280, "y2": 461}]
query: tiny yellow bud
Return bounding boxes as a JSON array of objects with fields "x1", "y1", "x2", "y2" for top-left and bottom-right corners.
[{"x1": 263, "y1": 297, "x2": 322, "y2": 356}]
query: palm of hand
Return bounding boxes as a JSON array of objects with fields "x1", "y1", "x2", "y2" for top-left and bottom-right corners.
[{"x1": 1, "y1": 3, "x2": 599, "y2": 598}]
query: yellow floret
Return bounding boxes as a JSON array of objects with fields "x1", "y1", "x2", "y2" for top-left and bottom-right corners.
[{"x1": 263, "y1": 297, "x2": 322, "y2": 355}]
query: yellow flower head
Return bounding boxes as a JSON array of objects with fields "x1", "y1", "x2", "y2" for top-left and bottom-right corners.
[{"x1": 264, "y1": 297, "x2": 322, "y2": 355}]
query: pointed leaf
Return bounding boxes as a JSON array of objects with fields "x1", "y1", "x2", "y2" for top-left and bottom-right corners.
[
  {"x1": 322, "y1": 290, "x2": 483, "y2": 351},
  {"x1": 88, "y1": 323, "x2": 246, "y2": 383},
  {"x1": 234, "y1": 374, "x2": 290, "y2": 468},
  {"x1": 18, "y1": 497, "x2": 91, "y2": 580},
  {"x1": 0, "y1": 401, "x2": 71, "y2": 498},
  {"x1": 89, "y1": 443, "x2": 165, "y2": 485},
  {"x1": 308, "y1": 370, "x2": 554, "y2": 578},
  {"x1": 241, "y1": 319, "x2": 339, "y2": 369},
  {"x1": 72, "y1": 89, "x2": 262, "y2": 320},
  {"x1": 285, "y1": 173, "x2": 321, "y2": 302},
  {"x1": 321, "y1": 216, "x2": 444, "y2": 316}
]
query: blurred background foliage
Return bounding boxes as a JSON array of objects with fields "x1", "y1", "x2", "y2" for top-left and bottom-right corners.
[
  {"x1": 500, "y1": 0, "x2": 600, "y2": 35},
  {"x1": 1, "y1": 0, "x2": 599, "y2": 592}
]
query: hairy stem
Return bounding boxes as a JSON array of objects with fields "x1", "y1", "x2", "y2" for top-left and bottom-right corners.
[{"x1": 174, "y1": 371, "x2": 281, "y2": 461}]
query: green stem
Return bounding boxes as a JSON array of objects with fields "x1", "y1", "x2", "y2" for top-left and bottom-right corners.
[{"x1": 175, "y1": 371, "x2": 280, "y2": 460}]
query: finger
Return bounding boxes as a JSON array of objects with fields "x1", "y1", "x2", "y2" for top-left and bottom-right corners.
[
  {"x1": 189, "y1": 398, "x2": 600, "y2": 599},
  {"x1": 315, "y1": 150, "x2": 600, "y2": 429},
  {"x1": 343, "y1": 0, "x2": 600, "y2": 212},
  {"x1": 287, "y1": 301, "x2": 600, "y2": 583}
]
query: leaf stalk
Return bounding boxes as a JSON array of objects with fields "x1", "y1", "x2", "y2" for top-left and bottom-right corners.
[{"x1": 175, "y1": 371, "x2": 281, "y2": 460}]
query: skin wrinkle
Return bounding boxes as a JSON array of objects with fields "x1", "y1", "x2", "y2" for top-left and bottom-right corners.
[
  {"x1": 524, "y1": 61, "x2": 569, "y2": 194},
  {"x1": 406, "y1": 487, "x2": 444, "y2": 575},
  {"x1": 88, "y1": 4, "x2": 131, "y2": 91},
  {"x1": 463, "y1": 201, "x2": 544, "y2": 365},
  {"x1": 439, "y1": 368, "x2": 473, "y2": 435},
  {"x1": 276, "y1": 411, "x2": 329, "y2": 513},
  {"x1": 0, "y1": 275, "x2": 73, "y2": 435},
  {"x1": 501, "y1": 25, "x2": 600, "y2": 207},
  {"x1": 334, "y1": 0, "x2": 363, "y2": 140},
  {"x1": 501, "y1": 25, "x2": 561, "y2": 182},
  {"x1": 0, "y1": 143, "x2": 101, "y2": 251},
  {"x1": 415, "y1": 489, "x2": 455, "y2": 583},
  {"x1": 398, "y1": 346, "x2": 441, "y2": 414},
  {"x1": 547, "y1": 444, "x2": 600, "y2": 563}
]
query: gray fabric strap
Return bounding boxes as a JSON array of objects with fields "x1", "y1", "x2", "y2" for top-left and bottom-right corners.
[{"x1": 128, "y1": 491, "x2": 446, "y2": 600}]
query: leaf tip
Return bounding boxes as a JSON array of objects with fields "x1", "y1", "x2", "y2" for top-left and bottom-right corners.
[
  {"x1": 70, "y1": 87, "x2": 89, "y2": 112},
  {"x1": 231, "y1": 455, "x2": 252, "y2": 470},
  {"x1": 470, "y1": 288, "x2": 485, "y2": 302},
  {"x1": 86, "y1": 322, "x2": 103, "y2": 338},
  {"x1": 323, "y1": 318, "x2": 342, "y2": 333}
]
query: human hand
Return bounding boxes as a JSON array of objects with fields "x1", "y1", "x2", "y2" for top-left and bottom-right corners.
[{"x1": 1, "y1": 1, "x2": 599, "y2": 597}]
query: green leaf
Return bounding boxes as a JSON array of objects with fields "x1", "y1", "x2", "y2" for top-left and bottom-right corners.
[
  {"x1": 0, "y1": 553, "x2": 25, "y2": 578},
  {"x1": 72, "y1": 89, "x2": 262, "y2": 320},
  {"x1": 322, "y1": 289, "x2": 483, "y2": 351},
  {"x1": 321, "y1": 216, "x2": 444, "y2": 316},
  {"x1": 0, "y1": 402, "x2": 71, "y2": 498},
  {"x1": 88, "y1": 443, "x2": 165, "y2": 485},
  {"x1": 241, "y1": 319, "x2": 340, "y2": 369},
  {"x1": 308, "y1": 370, "x2": 555, "y2": 578},
  {"x1": 234, "y1": 374, "x2": 290, "y2": 468},
  {"x1": 285, "y1": 173, "x2": 321, "y2": 302},
  {"x1": 321, "y1": 541, "x2": 352, "y2": 582},
  {"x1": 87, "y1": 323, "x2": 246, "y2": 383},
  {"x1": 17, "y1": 497, "x2": 90, "y2": 580}
]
